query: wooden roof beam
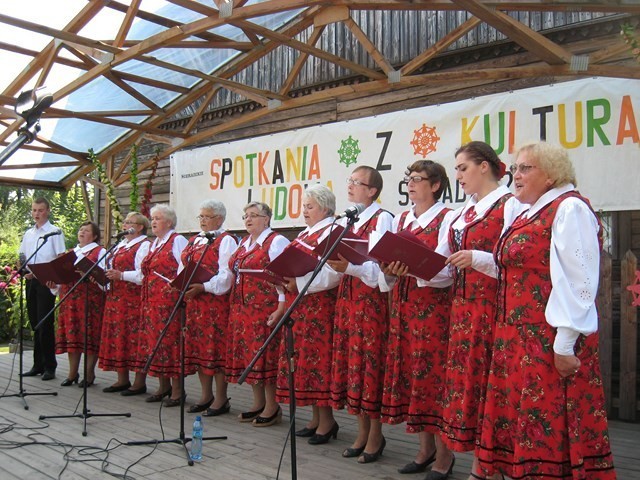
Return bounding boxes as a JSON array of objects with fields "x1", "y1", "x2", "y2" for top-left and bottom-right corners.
[
  {"x1": 182, "y1": 87, "x2": 221, "y2": 135},
  {"x1": 401, "y1": 16, "x2": 481, "y2": 75},
  {"x1": 279, "y1": 25, "x2": 326, "y2": 95},
  {"x1": 1, "y1": 0, "x2": 107, "y2": 97},
  {"x1": 450, "y1": 0, "x2": 574, "y2": 64},
  {"x1": 344, "y1": 17, "x2": 394, "y2": 75},
  {"x1": 114, "y1": 0, "x2": 142, "y2": 48},
  {"x1": 233, "y1": 19, "x2": 387, "y2": 80}
]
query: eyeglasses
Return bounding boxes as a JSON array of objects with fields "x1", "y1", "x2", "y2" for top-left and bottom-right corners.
[
  {"x1": 509, "y1": 164, "x2": 537, "y2": 175},
  {"x1": 122, "y1": 221, "x2": 139, "y2": 225},
  {"x1": 242, "y1": 213, "x2": 267, "y2": 221},
  {"x1": 346, "y1": 178, "x2": 371, "y2": 187},
  {"x1": 196, "y1": 214, "x2": 218, "y2": 221},
  {"x1": 403, "y1": 175, "x2": 429, "y2": 184}
]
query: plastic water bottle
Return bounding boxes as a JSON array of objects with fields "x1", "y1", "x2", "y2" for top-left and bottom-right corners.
[{"x1": 191, "y1": 416, "x2": 203, "y2": 461}]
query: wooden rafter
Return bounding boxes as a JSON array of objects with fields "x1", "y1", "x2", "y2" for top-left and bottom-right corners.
[
  {"x1": 450, "y1": 0, "x2": 573, "y2": 64},
  {"x1": 343, "y1": 17, "x2": 394, "y2": 74},
  {"x1": 183, "y1": 87, "x2": 221, "y2": 135},
  {"x1": 279, "y1": 25, "x2": 326, "y2": 95},
  {"x1": 114, "y1": 0, "x2": 142, "y2": 48}
]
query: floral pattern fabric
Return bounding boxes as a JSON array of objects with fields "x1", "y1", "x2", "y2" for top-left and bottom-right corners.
[
  {"x1": 99, "y1": 239, "x2": 149, "y2": 371},
  {"x1": 478, "y1": 192, "x2": 616, "y2": 479},
  {"x1": 329, "y1": 211, "x2": 389, "y2": 418},
  {"x1": 276, "y1": 226, "x2": 337, "y2": 407},
  {"x1": 441, "y1": 195, "x2": 510, "y2": 451},
  {"x1": 139, "y1": 233, "x2": 183, "y2": 377},
  {"x1": 182, "y1": 234, "x2": 233, "y2": 376},
  {"x1": 56, "y1": 246, "x2": 105, "y2": 355},
  {"x1": 380, "y1": 209, "x2": 452, "y2": 433},
  {"x1": 226, "y1": 232, "x2": 283, "y2": 385}
]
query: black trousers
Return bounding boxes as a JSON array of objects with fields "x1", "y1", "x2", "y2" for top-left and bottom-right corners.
[{"x1": 25, "y1": 278, "x2": 57, "y2": 372}]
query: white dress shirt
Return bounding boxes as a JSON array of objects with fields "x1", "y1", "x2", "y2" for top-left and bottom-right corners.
[
  {"x1": 20, "y1": 220, "x2": 66, "y2": 266},
  {"x1": 337, "y1": 203, "x2": 394, "y2": 289},
  {"x1": 295, "y1": 217, "x2": 343, "y2": 295},
  {"x1": 116, "y1": 235, "x2": 150, "y2": 286}
]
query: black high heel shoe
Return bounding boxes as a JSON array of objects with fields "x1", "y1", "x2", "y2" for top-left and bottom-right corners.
[
  {"x1": 308, "y1": 422, "x2": 339, "y2": 445},
  {"x1": 425, "y1": 454, "x2": 455, "y2": 480},
  {"x1": 342, "y1": 445, "x2": 365, "y2": 458},
  {"x1": 398, "y1": 450, "x2": 437, "y2": 474},
  {"x1": 78, "y1": 377, "x2": 95, "y2": 388},
  {"x1": 203, "y1": 398, "x2": 231, "y2": 417},
  {"x1": 61, "y1": 374, "x2": 79, "y2": 387},
  {"x1": 358, "y1": 437, "x2": 386, "y2": 464},
  {"x1": 295, "y1": 426, "x2": 317, "y2": 437}
]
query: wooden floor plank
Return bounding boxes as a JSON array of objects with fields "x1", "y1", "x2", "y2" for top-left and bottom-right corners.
[{"x1": 0, "y1": 352, "x2": 638, "y2": 479}]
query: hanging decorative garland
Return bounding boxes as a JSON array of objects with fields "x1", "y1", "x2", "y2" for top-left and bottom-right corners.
[
  {"x1": 621, "y1": 23, "x2": 640, "y2": 64},
  {"x1": 89, "y1": 148, "x2": 123, "y2": 230},
  {"x1": 129, "y1": 144, "x2": 139, "y2": 212},
  {"x1": 141, "y1": 150, "x2": 160, "y2": 218}
]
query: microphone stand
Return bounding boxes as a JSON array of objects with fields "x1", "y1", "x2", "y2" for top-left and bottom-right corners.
[
  {"x1": 126, "y1": 234, "x2": 226, "y2": 466},
  {"x1": 239, "y1": 214, "x2": 359, "y2": 480},
  {"x1": 36, "y1": 241, "x2": 131, "y2": 436},
  {"x1": 0, "y1": 238, "x2": 59, "y2": 409}
]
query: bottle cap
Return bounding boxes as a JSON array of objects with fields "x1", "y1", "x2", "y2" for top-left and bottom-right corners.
[{"x1": 195, "y1": 415, "x2": 202, "y2": 421}]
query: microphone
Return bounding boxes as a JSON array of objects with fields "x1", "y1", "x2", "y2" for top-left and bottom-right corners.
[
  {"x1": 198, "y1": 231, "x2": 217, "y2": 242},
  {"x1": 335, "y1": 203, "x2": 366, "y2": 219},
  {"x1": 39, "y1": 229, "x2": 62, "y2": 240},
  {"x1": 114, "y1": 228, "x2": 135, "y2": 239}
]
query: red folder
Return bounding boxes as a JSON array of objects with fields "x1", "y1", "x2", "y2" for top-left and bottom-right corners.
[
  {"x1": 76, "y1": 256, "x2": 109, "y2": 287},
  {"x1": 155, "y1": 262, "x2": 215, "y2": 290},
  {"x1": 28, "y1": 251, "x2": 80, "y2": 285},
  {"x1": 368, "y1": 231, "x2": 447, "y2": 281},
  {"x1": 313, "y1": 226, "x2": 372, "y2": 265},
  {"x1": 238, "y1": 269, "x2": 286, "y2": 286},
  {"x1": 265, "y1": 243, "x2": 319, "y2": 278}
]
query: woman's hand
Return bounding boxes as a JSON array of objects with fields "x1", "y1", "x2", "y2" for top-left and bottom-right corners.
[
  {"x1": 185, "y1": 283, "x2": 204, "y2": 300},
  {"x1": 381, "y1": 261, "x2": 409, "y2": 277},
  {"x1": 446, "y1": 250, "x2": 473, "y2": 269},
  {"x1": 105, "y1": 269, "x2": 123, "y2": 281},
  {"x1": 283, "y1": 277, "x2": 297, "y2": 294},
  {"x1": 554, "y1": 352, "x2": 581, "y2": 378},
  {"x1": 326, "y1": 254, "x2": 349, "y2": 273},
  {"x1": 267, "y1": 302, "x2": 286, "y2": 327},
  {"x1": 45, "y1": 280, "x2": 56, "y2": 289}
]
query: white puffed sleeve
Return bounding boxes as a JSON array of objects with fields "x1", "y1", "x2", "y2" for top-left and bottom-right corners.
[
  {"x1": 203, "y1": 235, "x2": 239, "y2": 295},
  {"x1": 546, "y1": 198, "x2": 601, "y2": 355}
]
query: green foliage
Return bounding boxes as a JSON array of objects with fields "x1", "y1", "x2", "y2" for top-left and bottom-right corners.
[
  {"x1": 0, "y1": 185, "x2": 92, "y2": 340},
  {"x1": 89, "y1": 148, "x2": 122, "y2": 229}
]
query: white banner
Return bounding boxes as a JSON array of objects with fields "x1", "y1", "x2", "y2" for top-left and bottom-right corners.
[{"x1": 171, "y1": 77, "x2": 640, "y2": 231}]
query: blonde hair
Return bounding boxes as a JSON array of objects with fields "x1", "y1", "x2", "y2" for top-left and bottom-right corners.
[
  {"x1": 515, "y1": 141, "x2": 577, "y2": 188},
  {"x1": 125, "y1": 211, "x2": 150, "y2": 235}
]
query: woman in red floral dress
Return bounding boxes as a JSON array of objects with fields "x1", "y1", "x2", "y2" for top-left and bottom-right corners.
[
  {"x1": 138, "y1": 204, "x2": 188, "y2": 406},
  {"x1": 53, "y1": 221, "x2": 105, "y2": 388},
  {"x1": 379, "y1": 161, "x2": 456, "y2": 477},
  {"x1": 477, "y1": 142, "x2": 616, "y2": 479},
  {"x1": 100, "y1": 212, "x2": 150, "y2": 395},
  {"x1": 434, "y1": 141, "x2": 523, "y2": 480},
  {"x1": 276, "y1": 184, "x2": 342, "y2": 445},
  {"x1": 328, "y1": 166, "x2": 393, "y2": 463},
  {"x1": 226, "y1": 201, "x2": 289, "y2": 426},
  {"x1": 181, "y1": 200, "x2": 237, "y2": 413}
]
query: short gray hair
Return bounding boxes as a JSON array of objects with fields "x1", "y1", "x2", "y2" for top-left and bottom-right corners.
[
  {"x1": 200, "y1": 199, "x2": 226, "y2": 222},
  {"x1": 304, "y1": 184, "x2": 336, "y2": 216},
  {"x1": 150, "y1": 204, "x2": 178, "y2": 229},
  {"x1": 244, "y1": 201, "x2": 272, "y2": 218}
]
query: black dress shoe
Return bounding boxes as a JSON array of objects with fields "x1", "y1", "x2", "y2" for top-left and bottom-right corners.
[
  {"x1": 21, "y1": 368, "x2": 44, "y2": 377},
  {"x1": 295, "y1": 426, "x2": 317, "y2": 437},
  {"x1": 41, "y1": 371, "x2": 56, "y2": 381},
  {"x1": 187, "y1": 397, "x2": 214, "y2": 413},
  {"x1": 103, "y1": 382, "x2": 131, "y2": 393},
  {"x1": 398, "y1": 451, "x2": 437, "y2": 474},
  {"x1": 342, "y1": 445, "x2": 365, "y2": 458},
  {"x1": 252, "y1": 407, "x2": 282, "y2": 427},
  {"x1": 358, "y1": 437, "x2": 386, "y2": 464},
  {"x1": 61, "y1": 374, "x2": 79, "y2": 386},
  {"x1": 145, "y1": 388, "x2": 172, "y2": 403},
  {"x1": 425, "y1": 455, "x2": 455, "y2": 480},
  {"x1": 308, "y1": 422, "x2": 339, "y2": 445},
  {"x1": 238, "y1": 406, "x2": 264, "y2": 422},
  {"x1": 164, "y1": 394, "x2": 186, "y2": 407},
  {"x1": 121, "y1": 385, "x2": 147, "y2": 396},
  {"x1": 203, "y1": 399, "x2": 231, "y2": 417},
  {"x1": 78, "y1": 378, "x2": 95, "y2": 388}
]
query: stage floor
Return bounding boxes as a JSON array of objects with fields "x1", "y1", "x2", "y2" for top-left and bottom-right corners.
[{"x1": 0, "y1": 352, "x2": 637, "y2": 480}]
